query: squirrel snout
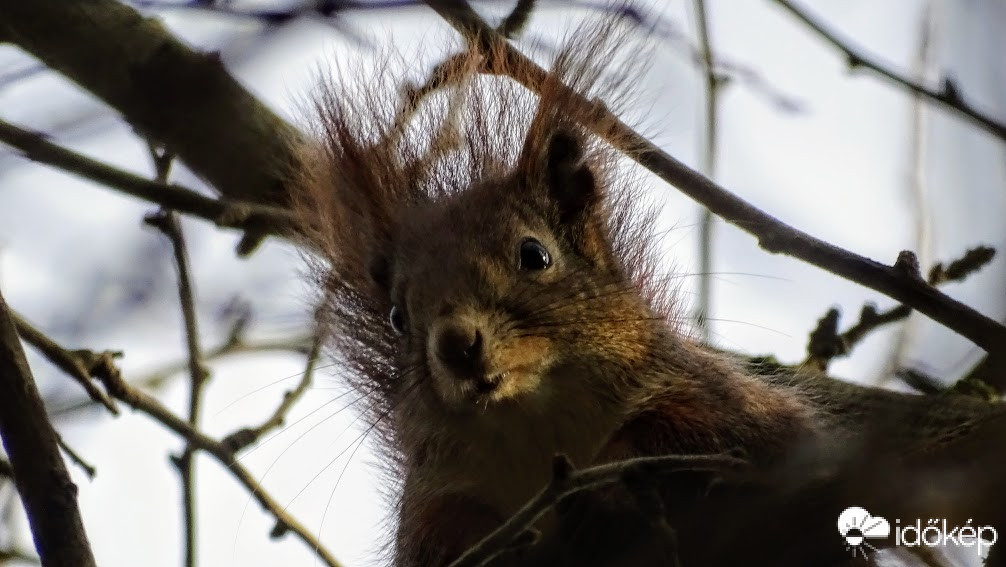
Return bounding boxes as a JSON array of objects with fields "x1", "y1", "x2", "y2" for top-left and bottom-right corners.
[{"x1": 434, "y1": 322, "x2": 485, "y2": 379}]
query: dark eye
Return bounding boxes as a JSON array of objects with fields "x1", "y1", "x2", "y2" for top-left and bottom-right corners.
[
  {"x1": 518, "y1": 238, "x2": 552, "y2": 271},
  {"x1": 389, "y1": 304, "x2": 406, "y2": 334}
]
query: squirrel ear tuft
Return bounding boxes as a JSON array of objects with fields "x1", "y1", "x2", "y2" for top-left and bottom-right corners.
[{"x1": 544, "y1": 129, "x2": 598, "y2": 225}]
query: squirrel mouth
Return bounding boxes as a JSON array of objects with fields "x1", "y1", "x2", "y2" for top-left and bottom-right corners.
[
  {"x1": 463, "y1": 371, "x2": 508, "y2": 402},
  {"x1": 472, "y1": 372, "x2": 504, "y2": 394}
]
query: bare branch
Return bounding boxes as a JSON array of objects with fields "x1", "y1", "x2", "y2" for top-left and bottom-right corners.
[
  {"x1": 0, "y1": 285, "x2": 97, "y2": 567},
  {"x1": 691, "y1": 0, "x2": 721, "y2": 341},
  {"x1": 423, "y1": 0, "x2": 1006, "y2": 357},
  {"x1": 222, "y1": 334, "x2": 321, "y2": 453},
  {"x1": 447, "y1": 453, "x2": 745, "y2": 567},
  {"x1": 0, "y1": 546, "x2": 39, "y2": 565},
  {"x1": 497, "y1": 0, "x2": 535, "y2": 38},
  {"x1": 0, "y1": 0, "x2": 303, "y2": 204},
  {"x1": 770, "y1": 0, "x2": 1006, "y2": 143},
  {"x1": 146, "y1": 197, "x2": 209, "y2": 567},
  {"x1": 55, "y1": 433, "x2": 96, "y2": 480},
  {"x1": 9, "y1": 291, "x2": 338, "y2": 565},
  {"x1": 11, "y1": 310, "x2": 119, "y2": 414},
  {"x1": 88, "y1": 354, "x2": 345, "y2": 567},
  {"x1": 49, "y1": 332, "x2": 313, "y2": 418},
  {"x1": 805, "y1": 246, "x2": 997, "y2": 371},
  {"x1": 0, "y1": 118, "x2": 296, "y2": 250}
]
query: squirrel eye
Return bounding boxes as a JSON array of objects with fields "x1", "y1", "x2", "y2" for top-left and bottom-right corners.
[
  {"x1": 518, "y1": 238, "x2": 552, "y2": 271},
  {"x1": 389, "y1": 304, "x2": 406, "y2": 334}
]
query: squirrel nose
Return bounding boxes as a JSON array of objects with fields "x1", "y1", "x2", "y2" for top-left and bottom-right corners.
[{"x1": 435, "y1": 323, "x2": 484, "y2": 376}]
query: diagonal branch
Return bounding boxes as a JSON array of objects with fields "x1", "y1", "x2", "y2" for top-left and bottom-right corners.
[
  {"x1": 804, "y1": 246, "x2": 997, "y2": 371},
  {"x1": 769, "y1": 0, "x2": 1006, "y2": 144},
  {"x1": 0, "y1": 118, "x2": 296, "y2": 248},
  {"x1": 9, "y1": 313, "x2": 343, "y2": 567},
  {"x1": 422, "y1": 0, "x2": 1006, "y2": 358},
  {"x1": 447, "y1": 453, "x2": 745, "y2": 567},
  {"x1": 222, "y1": 333, "x2": 321, "y2": 453},
  {"x1": 87, "y1": 354, "x2": 345, "y2": 567},
  {"x1": 0, "y1": 0, "x2": 303, "y2": 204},
  {"x1": 0, "y1": 285, "x2": 97, "y2": 567},
  {"x1": 12, "y1": 309, "x2": 119, "y2": 414}
]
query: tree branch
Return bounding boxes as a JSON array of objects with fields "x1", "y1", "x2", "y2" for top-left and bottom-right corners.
[
  {"x1": 146, "y1": 187, "x2": 209, "y2": 567},
  {"x1": 222, "y1": 334, "x2": 321, "y2": 453},
  {"x1": 86, "y1": 353, "x2": 345, "y2": 567},
  {"x1": 11, "y1": 309, "x2": 119, "y2": 414},
  {"x1": 769, "y1": 0, "x2": 1006, "y2": 144},
  {"x1": 6, "y1": 312, "x2": 341, "y2": 566},
  {"x1": 0, "y1": 118, "x2": 296, "y2": 250},
  {"x1": 0, "y1": 0, "x2": 303, "y2": 204},
  {"x1": 54, "y1": 432, "x2": 97, "y2": 480},
  {"x1": 447, "y1": 453, "x2": 745, "y2": 567},
  {"x1": 691, "y1": 0, "x2": 721, "y2": 342},
  {"x1": 49, "y1": 331, "x2": 313, "y2": 418},
  {"x1": 422, "y1": 0, "x2": 1006, "y2": 358},
  {"x1": 805, "y1": 246, "x2": 997, "y2": 372},
  {"x1": 0, "y1": 285, "x2": 97, "y2": 567}
]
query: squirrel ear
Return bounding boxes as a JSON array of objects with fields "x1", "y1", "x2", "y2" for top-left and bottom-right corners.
[{"x1": 544, "y1": 130, "x2": 599, "y2": 226}]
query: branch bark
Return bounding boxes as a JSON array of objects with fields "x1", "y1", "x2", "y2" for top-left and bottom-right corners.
[
  {"x1": 0, "y1": 118, "x2": 296, "y2": 241},
  {"x1": 0, "y1": 0, "x2": 302, "y2": 205},
  {"x1": 0, "y1": 286, "x2": 97, "y2": 567},
  {"x1": 12, "y1": 308, "x2": 119, "y2": 414},
  {"x1": 691, "y1": 0, "x2": 720, "y2": 342},
  {"x1": 146, "y1": 202, "x2": 208, "y2": 567},
  {"x1": 89, "y1": 353, "x2": 346, "y2": 567}
]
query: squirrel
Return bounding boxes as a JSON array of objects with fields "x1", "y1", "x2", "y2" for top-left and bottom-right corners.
[{"x1": 290, "y1": 17, "x2": 1006, "y2": 567}]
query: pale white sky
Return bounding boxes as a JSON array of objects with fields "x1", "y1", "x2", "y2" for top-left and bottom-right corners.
[{"x1": 1, "y1": 1, "x2": 1004, "y2": 566}]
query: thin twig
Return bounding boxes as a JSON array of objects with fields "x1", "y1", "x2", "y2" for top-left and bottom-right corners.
[
  {"x1": 49, "y1": 333, "x2": 313, "y2": 418},
  {"x1": 423, "y1": 0, "x2": 1006, "y2": 357},
  {"x1": 9, "y1": 319, "x2": 340, "y2": 565},
  {"x1": 87, "y1": 353, "x2": 344, "y2": 567},
  {"x1": 885, "y1": 0, "x2": 939, "y2": 386},
  {"x1": 447, "y1": 453, "x2": 745, "y2": 567},
  {"x1": 691, "y1": 0, "x2": 720, "y2": 342},
  {"x1": 55, "y1": 432, "x2": 96, "y2": 480},
  {"x1": 496, "y1": 0, "x2": 535, "y2": 38},
  {"x1": 11, "y1": 310, "x2": 119, "y2": 414},
  {"x1": 222, "y1": 334, "x2": 321, "y2": 453},
  {"x1": 805, "y1": 246, "x2": 996, "y2": 371},
  {"x1": 0, "y1": 547, "x2": 39, "y2": 564},
  {"x1": 0, "y1": 118, "x2": 296, "y2": 248},
  {"x1": 144, "y1": 146, "x2": 210, "y2": 567},
  {"x1": 769, "y1": 0, "x2": 1006, "y2": 144}
]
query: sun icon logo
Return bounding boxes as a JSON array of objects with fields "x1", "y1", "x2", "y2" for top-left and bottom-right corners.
[{"x1": 838, "y1": 506, "x2": 891, "y2": 557}]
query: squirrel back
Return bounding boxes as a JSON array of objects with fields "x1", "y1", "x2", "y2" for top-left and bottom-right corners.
[{"x1": 292, "y1": 19, "x2": 821, "y2": 566}]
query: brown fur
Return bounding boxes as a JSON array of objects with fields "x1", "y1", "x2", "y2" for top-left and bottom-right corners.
[{"x1": 291, "y1": 19, "x2": 819, "y2": 567}]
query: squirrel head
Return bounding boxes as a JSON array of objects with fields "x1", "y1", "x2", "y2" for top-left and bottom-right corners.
[
  {"x1": 293, "y1": 20, "x2": 674, "y2": 445},
  {"x1": 375, "y1": 127, "x2": 653, "y2": 412}
]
